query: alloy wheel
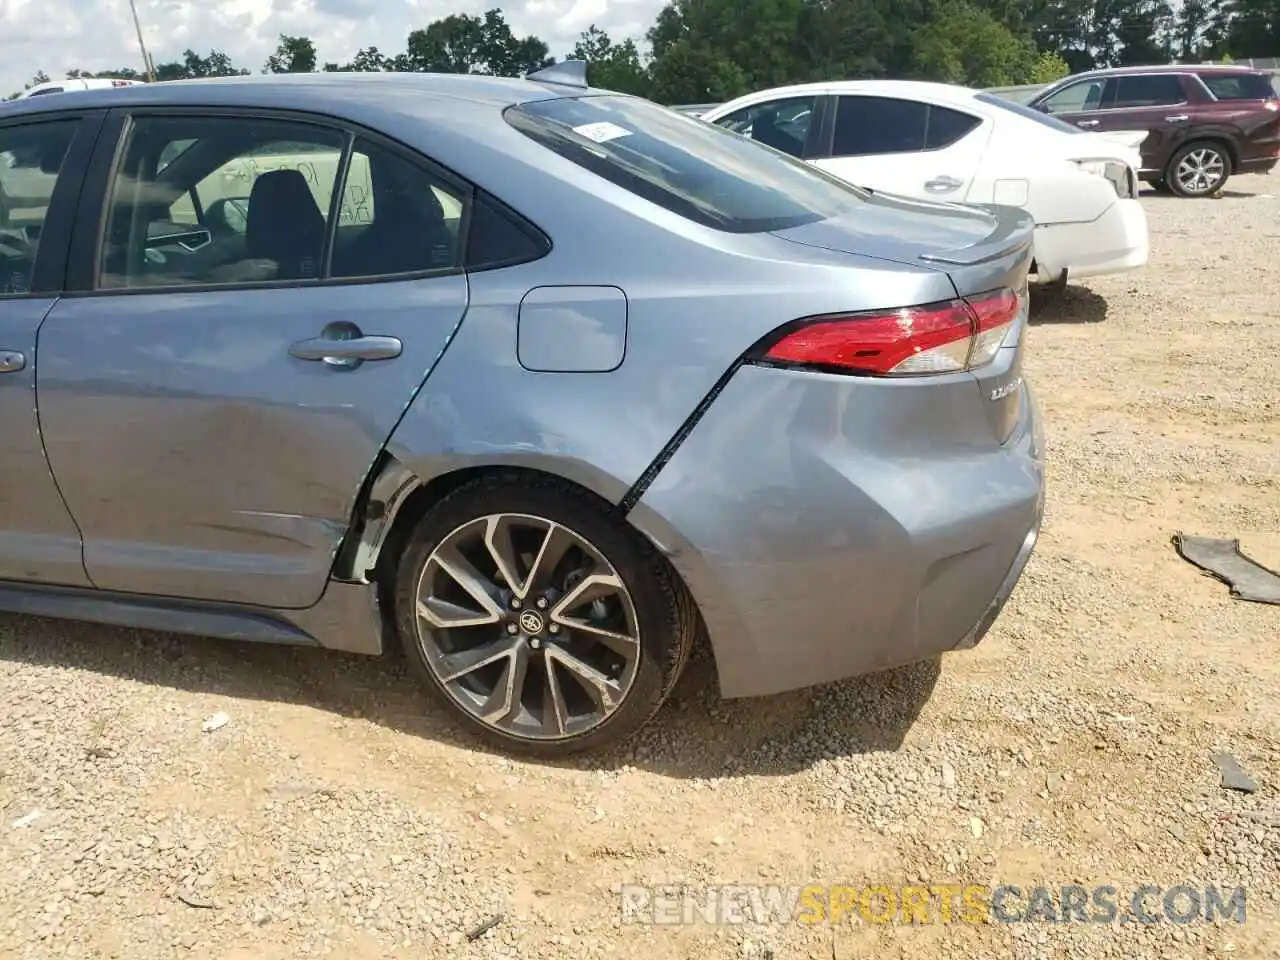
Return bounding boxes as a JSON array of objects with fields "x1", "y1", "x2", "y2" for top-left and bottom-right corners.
[
  {"x1": 1174, "y1": 148, "x2": 1226, "y2": 195},
  {"x1": 413, "y1": 513, "x2": 642, "y2": 741}
]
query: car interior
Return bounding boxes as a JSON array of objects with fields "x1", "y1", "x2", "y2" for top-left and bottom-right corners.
[
  {"x1": 0, "y1": 127, "x2": 75, "y2": 295},
  {"x1": 99, "y1": 124, "x2": 463, "y2": 289}
]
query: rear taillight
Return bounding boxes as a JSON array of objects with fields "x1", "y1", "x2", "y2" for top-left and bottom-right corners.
[
  {"x1": 756, "y1": 288, "x2": 1021, "y2": 377},
  {"x1": 1264, "y1": 100, "x2": 1278, "y2": 113}
]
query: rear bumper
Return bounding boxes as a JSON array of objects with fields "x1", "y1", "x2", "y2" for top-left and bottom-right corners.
[
  {"x1": 1031, "y1": 198, "x2": 1148, "y2": 282},
  {"x1": 628, "y1": 365, "x2": 1046, "y2": 700}
]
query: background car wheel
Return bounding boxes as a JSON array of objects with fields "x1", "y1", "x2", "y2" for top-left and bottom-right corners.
[
  {"x1": 393, "y1": 473, "x2": 697, "y2": 758},
  {"x1": 1165, "y1": 142, "x2": 1231, "y2": 198}
]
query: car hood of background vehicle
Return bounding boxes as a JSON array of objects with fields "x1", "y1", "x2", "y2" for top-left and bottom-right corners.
[{"x1": 770, "y1": 188, "x2": 1033, "y2": 269}]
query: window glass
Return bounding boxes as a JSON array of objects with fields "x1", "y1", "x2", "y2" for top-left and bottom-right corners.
[
  {"x1": 974, "y1": 92, "x2": 1084, "y2": 133},
  {"x1": 1197, "y1": 72, "x2": 1277, "y2": 101},
  {"x1": 925, "y1": 106, "x2": 982, "y2": 149},
  {"x1": 714, "y1": 96, "x2": 817, "y2": 158},
  {"x1": 1110, "y1": 75, "x2": 1185, "y2": 109},
  {"x1": 99, "y1": 116, "x2": 346, "y2": 290},
  {"x1": 328, "y1": 138, "x2": 465, "y2": 279},
  {"x1": 0, "y1": 120, "x2": 78, "y2": 296},
  {"x1": 505, "y1": 95, "x2": 869, "y2": 235},
  {"x1": 465, "y1": 191, "x2": 549, "y2": 270},
  {"x1": 832, "y1": 97, "x2": 928, "y2": 156},
  {"x1": 1040, "y1": 79, "x2": 1104, "y2": 114}
]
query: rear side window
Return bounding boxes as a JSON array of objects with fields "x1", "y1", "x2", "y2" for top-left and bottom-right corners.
[
  {"x1": 505, "y1": 95, "x2": 868, "y2": 234},
  {"x1": 0, "y1": 120, "x2": 79, "y2": 296},
  {"x1": 1197, "y1": 72, "x2": 1277, "y2": 101},
  {"x1": 925, "y1": 106, "x2": 982, "y2": 149},
  {"x1": 465, "y1": 190, "x2": 549, "y2": 270},
  {"x1": 833, "y1": 97, "x2": 928, "y2": 156},
  {"x1": 1109, "y1": 75, "x2": 1186, "y2": 109}
]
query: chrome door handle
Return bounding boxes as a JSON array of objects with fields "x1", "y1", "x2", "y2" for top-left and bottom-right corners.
[
  {"x1": 1165, "y1": 114, "x2": 1189, "y2": 122},
  {"x1": 0, "y1": 350, "x2": 25, "y2": 373},
  {"x1": 924, "y1": 176, "x2": 963, "y2": 193},
  {"x1": 1077, "y1": 119, "x2": 1100, "y2": 127},
  {"x1": 289, "y1": 334, "x2": 402, "y2": 368}
]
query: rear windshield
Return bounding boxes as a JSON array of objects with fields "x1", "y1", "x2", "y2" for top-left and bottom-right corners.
[
  {"x1": 973, "y1": 92, "x2": 1083, "y2": 133},
  {"x1": 504, "y1": 95, "x2": 869, "y2": 234},
  {"x1": 1197, "y1": 72, "x2": 1278, "y2": 101}
]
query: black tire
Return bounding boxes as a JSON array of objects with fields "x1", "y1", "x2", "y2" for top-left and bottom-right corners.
[
  {"x1": 392, "y1": 472, "x2": 696, "y2": 758},
  {"x1": 1165, "y1": 141, "x2": 1231, "y2": 198},
  {"x1": 1150, "y1": 178, "x2": 1173, "y2": 195}
]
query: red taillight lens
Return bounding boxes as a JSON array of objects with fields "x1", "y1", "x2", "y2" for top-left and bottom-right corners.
[{"x1": 760, "y1": 288, "x2": 1021, "y2": 377}]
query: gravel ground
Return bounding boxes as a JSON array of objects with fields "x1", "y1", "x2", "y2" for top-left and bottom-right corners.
[{"x1": 2, "y1": 174, "x2": 1278, "y2": 960}]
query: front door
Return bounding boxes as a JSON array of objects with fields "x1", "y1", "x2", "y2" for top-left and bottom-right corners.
[
  {"x1": 0, "y1": 113, "x2": 97, "y2": 587},
  {"x1": 36, "y1": 110, "x2": 471, "y2": 608},
  {"x1": 812, "y1": 95, "x2": 989, "y2": 203}
]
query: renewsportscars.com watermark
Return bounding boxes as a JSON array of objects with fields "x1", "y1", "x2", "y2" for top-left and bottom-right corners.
[{"x1": 619, "y1": 883, "x2": 1248, "y2": 926}]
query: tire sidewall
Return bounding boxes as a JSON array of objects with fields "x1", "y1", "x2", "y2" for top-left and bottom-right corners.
[{"x1": 392, "y1": 476, "x2": 680, "y2": 756}]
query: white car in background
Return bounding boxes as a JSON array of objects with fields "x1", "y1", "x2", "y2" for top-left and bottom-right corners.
[
  {"x1": 15, "y1": 77, "x2": 142, "y2": 99},
  {"x1": 701, "y1": 80, "x2": 1150, "y2": 289}
]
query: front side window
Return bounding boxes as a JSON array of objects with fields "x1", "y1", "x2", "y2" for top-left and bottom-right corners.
[
  {"x1": 975, "y1": 92, "x2": 1084, "y2": 134},
  {"x1": 832, "y1": 96, "x2": 929, "y2": 157},
  {"x1": 0, "y1": 120, "x2": 78, "y2": 296},
  {"x1": 98, "y1": 116, "x2": 468, "y2": 291},
  {"x1": 1109, "y1": 75, "x2": 1186, "y2": 109},
  {"x1": 714, "y1": 96, "x2": 817, "y2": 158},
  {"x1": 505, "y1": 95, "x2": 869, "y2": 234},
  {"x1": 1040, "y1": 79, "x2": 1104, "y2": 114}
]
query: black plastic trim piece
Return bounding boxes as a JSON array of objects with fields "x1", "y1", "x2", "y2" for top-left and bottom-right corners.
[{"x1": 0, "y1": 579, "x2": 319, "y2": 645}]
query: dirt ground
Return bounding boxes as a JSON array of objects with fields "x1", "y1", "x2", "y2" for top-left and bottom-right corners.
[{"x1": 2, "y1": 173, "x2": 1278, "y2": 960}]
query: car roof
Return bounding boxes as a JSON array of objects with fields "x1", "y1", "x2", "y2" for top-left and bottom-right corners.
[
  {"x1": 0, "y1": 71, "x2": 584, "y2": 122},
  {"x1": 707, "y1": 79, "x2": 981, "y2": 114},
  {"x1": 1054, "y1": 62, "x2": 1272, "y2": 81}
]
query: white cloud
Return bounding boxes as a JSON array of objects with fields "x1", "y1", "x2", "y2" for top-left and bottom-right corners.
[{"x1": 0, "y1": 0, "x2": 664, "y2": 97}]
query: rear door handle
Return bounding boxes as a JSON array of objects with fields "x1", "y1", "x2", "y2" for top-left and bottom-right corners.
[
  {"x1": 0, "y1": 350, "x2": 25, "y2": 373},
  {"x1": 1077, "y1": 119, "x2": 1100, "y2": 127},
  {"x1": 924, "y1": 175, "x2": 964, "y2": 193},
  {"x1": 289, "y1": 335, "x2": 402, "y2": 366},
  {"x1": 1165, "y1": 114, "x2": 1189, "y2": 122}
]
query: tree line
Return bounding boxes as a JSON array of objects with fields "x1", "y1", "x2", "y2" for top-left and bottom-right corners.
[{"x1": 7, "y1": 0, "x2": 1279, "y2": 104}]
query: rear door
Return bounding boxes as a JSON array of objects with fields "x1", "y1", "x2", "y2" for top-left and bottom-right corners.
[
  {"x1": 36, "y1": 107, "x2": 471, "y2": 608},
  {"x1": 811, "y1": 94, "x2": 989, "y2": 202},
  {"x1": 0, "y1": 111, "x2": 100, "y2": 587},
  {"x1": 1092, "y1": 74, "x2": 1196, "y2": 171}
]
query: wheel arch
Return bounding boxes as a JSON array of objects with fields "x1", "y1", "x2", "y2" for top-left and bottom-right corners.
[
  {"x1": 1168, "y1": 134, "x2": 1238, "y2": 173},
  {"x1": 332, "y1": 454, "x2": 715, "y2": 672}
]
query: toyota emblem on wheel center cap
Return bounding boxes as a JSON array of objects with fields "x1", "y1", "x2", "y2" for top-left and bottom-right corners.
[{"x1": 518, "y1": 610, "x2": 545, "y2": 635}]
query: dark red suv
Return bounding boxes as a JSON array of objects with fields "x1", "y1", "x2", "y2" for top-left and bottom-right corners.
[{"x1": 1028, "y1": 64, "x2": 1280, "y2": 197}]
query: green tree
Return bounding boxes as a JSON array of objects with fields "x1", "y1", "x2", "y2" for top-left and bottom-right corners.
[
  {"x1": 1028, "y1": 49, "x2": 1070, "y2": 82},
  {"x1": 911, "y1": 2, "x2": 1039, "y2": 85},
  {"x1": 404, "y1": 10, "x2": 551, "y2": 76},
  {"x1": 153, "y1": 50, "x2": 248, "y2": 81},
  {"x1": 1223, "y1": 0, "x2": 1280, "y2": 58},
  {"x1": 265, "y1": 35, "x2": 318, "y2": 73},
  {"x1": 569, "y1": 26, "x2": 651, "y2": 94},
  {"x1": 323, "y1": 47, "x2": 390, "y2": 72}
]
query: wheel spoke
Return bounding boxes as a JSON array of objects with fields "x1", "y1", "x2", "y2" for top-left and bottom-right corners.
[
  {"x1": 478, "y1": 643, "x2": 530, "y2": 724},
  {"x1": 432, "y1": 544, "x2": 505, "y2": 620},
  {"x1": 526, "y1": 523, "x2": 575, "y2": 596},
  {"x1": 549, "y1": 572, "x2": 622, "y2": 620},
  {"x1": 417, "y1": 597, "x2": 499, "y2": 630},
  {"x1": 555, "y1": 617, "x2": 639, "y2": 657},
  {"x1": 543, "y1": 660, "x2": 569, "y2": 736},
  {"x1": 546, "y1": 646, "x2": 624, "y2": 716},
  {"x1": 483, "y1": 515, "x2": 527, "y2": 598},
  {"x1": 437, "y1": 635, "x2": 522, "y2": 683}
]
